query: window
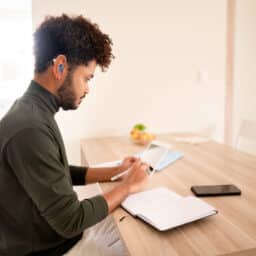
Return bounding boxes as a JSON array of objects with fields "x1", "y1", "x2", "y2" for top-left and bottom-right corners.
[{"x1": 0, "y1": 0, "x2": 32, "y2": 118}]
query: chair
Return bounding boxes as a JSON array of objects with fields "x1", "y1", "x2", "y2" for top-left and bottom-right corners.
[{"x1": 236, "y1": 120, "x2": 256, "y2": 156}]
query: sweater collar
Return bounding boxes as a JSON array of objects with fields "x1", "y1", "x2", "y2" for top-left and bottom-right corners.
[{"x1": 24, "y1": 80, "x2": 60, "y2": 114}]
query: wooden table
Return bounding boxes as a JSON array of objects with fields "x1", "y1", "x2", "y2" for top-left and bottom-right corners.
[{"x1": 80, "y1": 133, "x2": 256, "y2": 256}]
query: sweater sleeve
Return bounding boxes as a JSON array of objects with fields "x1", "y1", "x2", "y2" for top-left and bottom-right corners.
[
  {"x1": 69, "y1": 165, "x2": 87, "y2": 185},
  {"x1": 5, "y1": 128, "x2": 108, "y2": 239}
]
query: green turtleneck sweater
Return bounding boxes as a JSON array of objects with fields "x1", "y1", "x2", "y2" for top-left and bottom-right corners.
[{"x1": 0, "y1": 81, "x2": 108, "y2": 256}]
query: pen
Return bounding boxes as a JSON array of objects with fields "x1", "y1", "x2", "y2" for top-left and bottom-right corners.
[
  {"x1": 110, "y1": 168, "x2": 131, "y2": 181},
  {"x1": 110, "y1": 165, "x2": 154, "y2": 181}
]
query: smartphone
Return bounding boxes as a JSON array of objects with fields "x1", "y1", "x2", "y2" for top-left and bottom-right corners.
[
  {"x1": 191, "y1": 184, "x2": 241, "y2": 197},
  {"x1": 141, "y1": 140, "x2": 170, "y2": 175}
]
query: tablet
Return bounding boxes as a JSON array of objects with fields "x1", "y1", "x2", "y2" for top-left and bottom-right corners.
[{"x1": 140, "y1": 140, "x2": 170, "y2": 175}]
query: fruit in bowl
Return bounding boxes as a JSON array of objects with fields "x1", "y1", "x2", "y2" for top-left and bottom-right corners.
[{"x1": 130, "y1": 124, "x2": 156, "y2": 145}]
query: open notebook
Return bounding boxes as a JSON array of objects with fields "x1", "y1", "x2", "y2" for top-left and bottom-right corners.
[{"x1": 121, "y1": 187, "x2": 217, "y2": 231}]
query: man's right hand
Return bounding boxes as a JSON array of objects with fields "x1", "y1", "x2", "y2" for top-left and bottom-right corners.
[
  {"x1": 121, "y1": 159, "x2": 149, "y2": 194},
  {"x1": 103, "y1": 159, "x2": 149, "y2": 213}
]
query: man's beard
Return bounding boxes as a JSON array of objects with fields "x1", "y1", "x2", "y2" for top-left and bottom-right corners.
[{"x1": 57, "y1": 70, "x2": 77, "y2": 110}]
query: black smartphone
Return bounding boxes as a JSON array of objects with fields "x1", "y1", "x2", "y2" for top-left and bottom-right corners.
[{"x1": 191, "y1": 184, "x2": 241, "y2": 197}]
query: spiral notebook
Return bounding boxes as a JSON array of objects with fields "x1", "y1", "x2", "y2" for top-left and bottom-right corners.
[{"x1": 121, "y1": 187, "x2": 217, "y2": 231}]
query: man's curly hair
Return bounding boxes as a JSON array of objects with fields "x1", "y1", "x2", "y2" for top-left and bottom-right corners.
[{"x1": 33, "y1": 14, "x2": 114, "y2": 73}]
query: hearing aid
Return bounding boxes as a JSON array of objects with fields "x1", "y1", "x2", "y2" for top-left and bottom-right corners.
[{"x1": 58, "y1": 64, "x2": 64, "y2": 73}]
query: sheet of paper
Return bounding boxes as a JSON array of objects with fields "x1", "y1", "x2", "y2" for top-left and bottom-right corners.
[
  {"x1": 174, "y1": 136, "x2": 210, "y2": 144},
  {"x1": 73, "y1": 183, "x2": 102, "y2": 201},
  {"x1": 155, "y1": 151, "x2": 183, "y2": 171}
]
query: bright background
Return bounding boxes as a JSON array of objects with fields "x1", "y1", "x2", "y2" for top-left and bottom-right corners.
[{"x1": 0, "y1": 0, "x2": 255, "y2": 164}]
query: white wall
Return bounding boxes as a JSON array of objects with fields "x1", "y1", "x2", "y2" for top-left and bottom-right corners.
[
  {"x1": 233, "y1": 0, "x2": 256, "y2": 155},
  {"x1": 32, "y1": 0, "x2": 227, "y2": 164}
]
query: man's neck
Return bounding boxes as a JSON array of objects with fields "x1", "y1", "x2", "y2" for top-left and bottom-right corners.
[{"x1": 33, "y1": 72, "x2": 58, "y2": 96}]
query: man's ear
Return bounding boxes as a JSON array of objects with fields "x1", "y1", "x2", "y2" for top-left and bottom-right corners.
[{"x1": 52, "y1": 54, "x2": 68, "y2": 81}]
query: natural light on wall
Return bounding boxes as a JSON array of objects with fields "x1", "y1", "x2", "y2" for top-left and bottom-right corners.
[{"x1": 0, "y1": 0, "x2": 32, "y2": 118}]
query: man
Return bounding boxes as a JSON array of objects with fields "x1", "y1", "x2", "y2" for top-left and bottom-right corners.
[{"x1": 0, "y1": 14, "x2": 149, "y2": 255}]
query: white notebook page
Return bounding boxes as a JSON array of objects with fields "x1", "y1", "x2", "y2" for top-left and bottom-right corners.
[{"x1": 122, "y1": 187, "x2": 182, "y2": 215}]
